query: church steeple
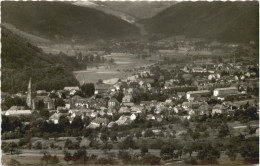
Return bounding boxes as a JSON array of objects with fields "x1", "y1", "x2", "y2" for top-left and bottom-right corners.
[{"x1": 26, "y1": 78, "x2": 32, "y2": 109}]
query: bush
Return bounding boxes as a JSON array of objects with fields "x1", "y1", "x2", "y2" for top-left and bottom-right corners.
[
  {"x1": 184, "y1": 157, "x2": 198, "y2": 165},
  {"x1": 8, "y1": 159, "x2": 21, "y2": 165},
  {"x1": 143, "y1": 154, "x2": 161, "y2": 165},
  {"x1": 160, "y1": 145, "x2": 174, "y2": 160},
  {"x1": 140, "y1": 145, "x2": 149, "y2": 155},
  {"x1": 95, "y1": 158, "x2": 117, "y2": 165},
  {"x1": 34, "y1": 142, "x2": 42, "y2": 150},
  {"x1": 150, "y1": 139, "x2": 164, "y2": 149},
  {"x1": 118, "y1": 150, "x2": 132, "y2": 163},
  {"x1": 40, "y1": 152, "x2": 60, "y2": 165}
]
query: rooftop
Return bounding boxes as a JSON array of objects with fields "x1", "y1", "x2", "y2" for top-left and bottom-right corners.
[{"x1": 214, "y1": 87, "x2": 237, "y2": 91}]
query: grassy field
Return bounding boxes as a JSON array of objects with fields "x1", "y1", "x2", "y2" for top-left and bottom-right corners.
[
  {"x1": 2, "y1": 149, "x2": 246, "y2": 165},
  {"x1": 2, "y1": 120, "x2": 258, "y2": 165},
  {"x1": 74, "y1": 55, "x2": 154, "y2": 84}
]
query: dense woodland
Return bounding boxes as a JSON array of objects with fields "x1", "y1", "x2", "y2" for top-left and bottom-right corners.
[
  {"x1": 1, "y1": 28, "x2": 81, "y2": 93},
  {"x1": 2, "y1": 1, "x2": 140, "y2": 41},
  {"x1": 141, "y1": 1, "x2": 259, "y2": 43}
]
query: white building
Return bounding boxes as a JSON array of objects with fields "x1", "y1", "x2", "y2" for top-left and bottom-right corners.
[{"x1": 213, "y1": 87, "x2": 238, "y2": 97}]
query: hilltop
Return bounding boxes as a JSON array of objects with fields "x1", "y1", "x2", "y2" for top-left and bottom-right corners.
[
  {"x1": 2, "y1": 1, "x2": 140, "y2": 41},
  {"x1": 141, "y1": 1, "x2": 259, "y2": 43}
]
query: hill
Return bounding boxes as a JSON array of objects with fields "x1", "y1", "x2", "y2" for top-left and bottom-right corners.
[
  {"x1": 73, "y1": 1, "x2": 177, "y2": 22},
  {"x1": 1, "y1": 28, "x2": 81, "y2": 93},
  {"x1": 141, "y1": 1, "x2": 259, "y2": 43},
  {"x1": 2, "y1": 1, "x2": 140, "y2": 41}
]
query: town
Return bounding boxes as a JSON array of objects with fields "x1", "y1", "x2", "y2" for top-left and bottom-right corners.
[{"x1": 1, "y1": 36, "x2": 259, "y2": 165}]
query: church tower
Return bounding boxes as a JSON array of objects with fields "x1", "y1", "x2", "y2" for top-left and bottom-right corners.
[{"x1": 26, "y1": 78, "x2": 32, "y2": 109}]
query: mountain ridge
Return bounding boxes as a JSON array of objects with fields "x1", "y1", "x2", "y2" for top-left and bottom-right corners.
[
  {"x1": 2, "y1": 1, "x2": 140, "y2": 41},
  {"x1": 140, "y1": 1, "x2": 258, "y2": 43}
]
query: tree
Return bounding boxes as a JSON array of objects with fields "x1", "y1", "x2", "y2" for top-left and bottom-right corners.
[
  {"x1": 143, "y1": 154, "x2": 161, "y2": 165},
  {"x1": 240, "y1": 136, "x2": 259, "y2": 164},
  {"x1": 181, "y1": 119, "x2": 190, "y2": 128},
  {"x1": 71, "y1": 115, "x2": 84, "y2": 129},
  {"x1": 59, "y1": 115, "x2": 70, "y2": 132},
  {"x1": 218, "y1": 123, "x2": 230, "y2": 138},
  {"x1": 184, "y1": 157, "x2": 198, "y2": 165},
  {"x1": 100, "y1": 133, "x2": 108, "y2": 143},
  {"x1": 119, "y1": 136, "x2": 137, "y2": 149},
  {"x1": 144, "y1": 129, "x2": 154, "y2": 137},
  {"x1": 160, "y1": 145, "x2": 174, "y2": 160},
  {"x1": 135, "y1": 130, "x2": 142, "y2": 138},
  {"x1": 35, "y1": 142, "x2": 42, "y2": 150},
  {"x1": 118, "y1": 150, "x2": 131, "y2": 163},
  {"x1": 73, "y1": 148, "x2": 88, "y2": 164},
  {"x1": 54, "y1": 98, "x2": 65, "y2": 109},
  {"x1": 39, "y1": 109, "x2": 50, "y2": 119},
  {"x1": 64, "y1": 151, "x2": 72, "y2": 164},
  {"x1": 226, "y1": 148, "x2": 237, "y2": 161},
  {"x1": 191, "y1": 130, "x2": 200, "y2": 140},
  {"x1": 184, "y1": 142, "x2": 198, "y2": 157},
  {"x1": 36, "y1": 100, "x2": 45, "y2": 110},
  {"x1": 109, "y1": 132, "x2": 118, "y2": 142},
  {"x1": 140, "y1": 145, "x2": 149, "y2": 156},
  {"x1": 81, "y1": 83, "x2": 95, "y2": 97},
  {"x1": 3, "y1": 142, "x2": 18, "y2": 155},
  {"x1": 197, "y1": 143, "x2": 220, "y2": 165}
]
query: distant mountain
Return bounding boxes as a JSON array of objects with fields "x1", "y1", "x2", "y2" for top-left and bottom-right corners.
[
  {"x1": 2, "y1": 1, "x2": 140, "y2": 41},
  {"x1": 1, "y1": 28, "x2": 81, "y2": 93},
  {"x1": 141, "y1": 1, "x2": 259, "y2": 43},
  {"x1": 73, "y1": 1, "x2": 177, "y2": 22}
]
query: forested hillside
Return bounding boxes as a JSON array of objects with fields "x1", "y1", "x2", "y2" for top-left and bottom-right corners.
[
  {"x1": 2, "y1": 1, "x2": 140, "y2": 41},
  {"x1": 141, "y1": 1, "x2": 258, "y2": 43},
  {"x1": 1, "y1": 28, "x2": 80, "y2": 93}
]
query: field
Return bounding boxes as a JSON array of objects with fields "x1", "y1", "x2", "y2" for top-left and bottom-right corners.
[
  {"x1": 2, "y1": 120, "x2": 258, "y2": 165},
  {"x1": 74, "y1": 55, "x2": 154, "y2": 84}
]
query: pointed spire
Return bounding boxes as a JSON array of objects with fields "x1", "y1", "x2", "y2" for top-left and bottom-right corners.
[
  {"x1": 26, "y1": 78, "x2": 32, "y2": 109},
  {"x1": 28, "y1": 77, "x2": 31, "y2": 89}
]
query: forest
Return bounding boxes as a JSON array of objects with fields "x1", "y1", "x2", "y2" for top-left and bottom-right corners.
[{"x1": 1, "y1": 28, "x2": 81, "y2": 93}]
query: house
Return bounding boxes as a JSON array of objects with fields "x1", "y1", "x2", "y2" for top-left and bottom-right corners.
[
  {"x1": 33, "y1": 96, "x2": 55, "y2": 110},
  {"x1": 127, "y1": 75, "x2": 138, "y2": 82},
  {"x1": 125, "y1": 88, "x2": 134, "y2": 95},
  {"x1": 195, "y1": 103, "x2": 210, "y2": 115},
  {"x1": 107, "y1": 121, "x2": 117, "y2": 128},
  {"x1": 49, "y1": 113, "x2": 63, "y2": 124},
  {"x1": 131, "y1": 106, "x2": 145, "y2": 114},
  {"x1": 5, "y1": 106, "x2": 32, "y2": 116},
  {"x1": 64, "y1": 86, "x2": 80, "y2": 91},
  {"x1": 212, "y1": 104, "x2": 229, "y2": 114},
  {"x1": 95, "y1": 84, "x2": 112, "y2": 94},
  {"x1": 115, "y1": 115, "x2": 132, "y2": 125},
  {"x1": 88, "y1": 118, "x2": 108, "y2": 128},
  {"x1": 186, "y1": 90, "x2": 210, "y2": 100},
  {"x1": 130, "y1": 113, "x2": 137, "y2": 121},
  {"x1": 182, "y1": 101, "x2": 202, "y2": 110},
  {"x1": 118, "y1": 107, "x2": 131, "y2": 114},
  {"x1": 121, "y1": 102, "x2": 135, "y2": 107},
  {"x1": 146, "y1": 114, "x2": 156, "y2": 120},
  {"x1": 57, "y1": 106, "x2": 67, "y2": 113},
  {"x1": 192, "y1": 67, "x2": 205, "y2": 73},
  {"x1": 213, "y1": 87, "x2": 238, "y2": 97},
  {"x1": 108, "y1": 98, "x2": 119, "y2": 109},
  {"x1": 36, "y1": 90, "x2": 49, "y2": 96},
  {"x1": 122, "y1": 95, "x2": 133, "y2": 103},
  {"x1": 64, "y1": 86, "x2": 80, "y2": 95},
  {"x1": 73, "y1": 96, "x2": 89, "y2": 108},
  {"x1": 90, "y1": 112, "x2": 99, "y2": 118}
]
